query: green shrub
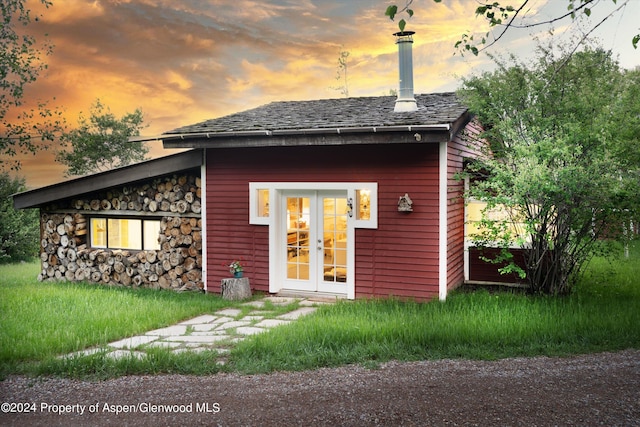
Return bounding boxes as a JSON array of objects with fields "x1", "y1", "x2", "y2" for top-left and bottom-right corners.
[{"x1": 0, "y1": 173, "x2": 39, "y2": 263}]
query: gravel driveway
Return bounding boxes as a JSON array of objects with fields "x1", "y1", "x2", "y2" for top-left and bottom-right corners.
[{"x1": 1, "y1": 349, "x2": 638, "y2": 426}]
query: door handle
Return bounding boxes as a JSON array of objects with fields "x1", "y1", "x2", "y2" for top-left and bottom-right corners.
[{"x1": 317, "y1": 239, "x2": 322, "y2": 250}]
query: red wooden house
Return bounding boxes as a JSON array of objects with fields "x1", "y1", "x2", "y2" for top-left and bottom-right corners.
[
  {"x1": 155, "y1": 88, "x2": 482, "y2": 301},
  {"x1": 14, "y1": 32, "x2": 490, "y2": 300},
  {"x1": 143, "y1": 31, "x2": 483, "y2": 301},
  {"x1": 148, "y1": 32, "x2": 477, "y2": 299}
]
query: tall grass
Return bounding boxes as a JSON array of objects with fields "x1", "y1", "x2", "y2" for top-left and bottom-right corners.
[
  {"x1": 230, "y1": 241, "x2": 640, "y2": 373},
  {"x1": 0, "y1": 261, "x2": 230, "y2": 375},
  {"x1": 1, "y1": 241, "x2": 638, "y2": 379}
]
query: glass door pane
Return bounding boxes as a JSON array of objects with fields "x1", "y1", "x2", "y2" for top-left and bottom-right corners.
[
  {"x1": 286, "y1": 197, "x2": 310, "y2": 280},
  {"x1": 322, "y1": 196, "x2": 348, "y2": 283}
]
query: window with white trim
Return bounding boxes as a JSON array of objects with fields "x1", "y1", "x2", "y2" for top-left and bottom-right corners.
[
  {"x1": 249, "y1": 182, "x2": 378, "y2": 229},
  {"x1": 90, "y1": 217, "x2": 161, "y2": 250}
]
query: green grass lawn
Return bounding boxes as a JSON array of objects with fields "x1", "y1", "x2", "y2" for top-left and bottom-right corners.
[
  {"x1": 229, "y1": 240, "x2": 640, "y2": 373},
  {"x1": 0, "y1": 261, "x2": 234, "y2": 377},
  {"x1": 1, "y1": 240, "x2": 639, "y2": 379}
]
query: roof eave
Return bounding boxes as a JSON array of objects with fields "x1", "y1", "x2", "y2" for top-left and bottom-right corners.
[
  {"x1": 13, "y1": 149, "x2": 203, "y2": 209},
  {"x1": 159, "y1": 123, "x2": 459, "y2": 150}
]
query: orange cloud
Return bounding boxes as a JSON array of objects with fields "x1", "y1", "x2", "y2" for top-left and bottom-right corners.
[{"x1": 6, "y1": 0, "x2": 639, "y2": 190}]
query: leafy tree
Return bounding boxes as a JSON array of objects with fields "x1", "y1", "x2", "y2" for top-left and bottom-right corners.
[
  {"x1": 459, "y1": 46, "x2": 639, "y2": 295},
  {"x1": 610, "y1": 66, "x2": 640, "y2": 256},
  {"x1": 56, "y1": 99, "x2": 148, "y2": 176},
  {"x1": 386, "y1": 1, "x2": 639, "y2": 55},
  {"x1": 0, "y1": 173, "x2": 39, "y2": 263},
  {"x1": 1, "y1": 0, "x2": 66, "y2": 170}
]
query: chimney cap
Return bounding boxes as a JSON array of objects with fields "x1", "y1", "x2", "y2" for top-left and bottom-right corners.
[{"x1": 393, "y1": 30, "x2": 415, "y2": 37}]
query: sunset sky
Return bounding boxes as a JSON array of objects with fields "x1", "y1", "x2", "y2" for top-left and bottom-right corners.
[{"x1": 9, "y1": 0, "x2": 640, "y2": 189}]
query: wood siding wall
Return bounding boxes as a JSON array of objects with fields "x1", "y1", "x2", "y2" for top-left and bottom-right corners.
[
  {"x1": 447, "y1": 120, "x2": 485, "y2": 291},
  {"x1": 456, "y1": 120, "x2": 529, "y2": 286},
  {"x1": 468, "y1": 247, "x2": 527, "y2": 284},
  {"x1": 205, "y1": 143, "x2": 441, "y2": 300}
]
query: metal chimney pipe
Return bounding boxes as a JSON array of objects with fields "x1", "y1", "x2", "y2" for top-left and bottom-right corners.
[{"x1": 394, "y1": 31, "x2": 418, "y2": 112}]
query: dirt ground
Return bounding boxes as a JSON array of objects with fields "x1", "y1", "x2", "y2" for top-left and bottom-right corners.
[{"x1": 1, "y1": 349, "x2": 638, "y2": 426}]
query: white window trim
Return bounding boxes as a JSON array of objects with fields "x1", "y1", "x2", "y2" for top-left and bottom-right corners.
[
  {"x1": 249, "y1": 182, "x2": 378, "y2": 229},
  {"x1": 249, "y1": 182, "x2": 378, "y2": 300}
]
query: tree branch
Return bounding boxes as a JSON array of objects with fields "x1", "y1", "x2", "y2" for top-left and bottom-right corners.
[
  {"x1": 550, "y1": 0, "x2": 629, "y2": 78},
  {"x1": 476, "y1": 1, "x2": 530, "y2": 53},
  {"x1": 505, "y1": 0, "x2": 597, "y2": 29}
]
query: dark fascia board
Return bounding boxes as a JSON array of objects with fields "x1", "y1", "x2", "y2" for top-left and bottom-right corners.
[
  {"x1": 450, "y1": 110, "x2": 474, "y2": 138},
  {"x1": 161, "y1": 123, "x2": 465, "y2": 150},
  {"x1": 13, "y1": 149, "x2": 203, "y2": 209}
]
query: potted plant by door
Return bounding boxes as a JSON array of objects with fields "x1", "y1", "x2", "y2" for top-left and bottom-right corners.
[
  {"x1": 229, "y1": 260, "x2": 243, "y2": 278},
  {"x1": 222, "y1": 259, "x2": 250, "y2": 300}
]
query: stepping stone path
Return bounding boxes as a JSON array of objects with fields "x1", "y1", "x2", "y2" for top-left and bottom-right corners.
[{"x1": 64, "y1": 296, "x2": 334, "y2": 365}]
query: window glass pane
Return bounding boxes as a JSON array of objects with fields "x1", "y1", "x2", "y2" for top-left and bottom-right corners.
[
  {"x1": 356, "y1": 189, "x2": 371, "y2": 220},
  {"x1": 143, "y1": 220, "x2": 160, "y2": 250},
  {"x1": 125, "y1": 219, "x2": 142, "y2": 250},
  {"x1": 107, "y1": 219, "x2": 119, "y2": 248},
  {"x1": 323, "y1": 197, "x2": 348, "y2": 283},
  {"x1": 91, "y1": 218, "x2": 107, "y2": 248},
  {"x1": 108, "y1": 219, "x2": 142, "y2": 250},
  {"x1": 286, "y1": 197, "x2": 310, "y2": 280},
  {"x1": 257, "y1": 189, "x2": 269, "y2": 217}
]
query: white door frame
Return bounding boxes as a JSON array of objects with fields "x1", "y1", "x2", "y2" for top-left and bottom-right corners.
[
  {"x1": 250, "y1": 182, "x2": 378, "y2": 300},
  {"x1": 279, "y1": 190, "x2": 318, "y2": 292},
  {"x1": 277, "y1": 190, "x2": 351, "y2": 295},
  {"x1": 316, "y1": 190, "x2": 349, "y2": 295}
]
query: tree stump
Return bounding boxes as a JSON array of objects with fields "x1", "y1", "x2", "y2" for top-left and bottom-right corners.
[{"x1": 221, "y1": 277, "x2": 251, "y2": 301}]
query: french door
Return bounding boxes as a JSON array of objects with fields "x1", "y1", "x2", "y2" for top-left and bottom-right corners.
[{"x1": 281, "y1": 190, "x2": 349, "y2": 294}]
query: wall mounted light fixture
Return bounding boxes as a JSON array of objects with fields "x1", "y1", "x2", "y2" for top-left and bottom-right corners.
[{"x1": 346, "y1": 198, "x2": 354, "y2": 217}]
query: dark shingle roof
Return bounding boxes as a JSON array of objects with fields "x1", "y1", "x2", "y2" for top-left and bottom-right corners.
[{"x1": 165, "y1": 93, "x2": 466, "y2": 135}]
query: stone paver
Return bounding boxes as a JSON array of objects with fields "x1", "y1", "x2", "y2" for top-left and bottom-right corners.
[
  {"x1": 211, "y1": 316, "x2": 234, "y2": 324},
  {"x1": 146, "y1": 325, "x2": 188, "y2": 336},
  {"x1": 277, "y1": 307, "x2": 318, "y2": 320},
  {"x1": 263, "y1": 296, "x2": 297, "y2": 305},
  {"x1": 191, "y1": 323, "x2": 218, "y2": 332},
  {"x1": 179, "y1": 314, "x2": 217, "y2": 325},
  {"x1": 63, "y1": 296, "x2": 334, "y2": 361},
  {"x1": 236, "y1": 326, "x2": 269, "y2": 335},
  {"x1": 215, "y1": 320, "x2": 252, "y2": 330},
  {"x1": 255, "y1": 318, "x2": 291, "y2": 328},
  {"x1": 215, "y1": 308, "x2": 243, "y2": 317},
  {"x1": 242, "y1": 300, "x2": 266, "y2": 308},
  {"x1": 300, "y1": 298, "x2": 336, "y2": 306},
  {"x1": 191, "y1": 330, "x2": 227, "y2": 336},
  {"x1": 108, "y1": 335, "x2": 159, "y2": 349},
  {"x1": 165, "y1": 335, "x2": 231, "y2": 343}
]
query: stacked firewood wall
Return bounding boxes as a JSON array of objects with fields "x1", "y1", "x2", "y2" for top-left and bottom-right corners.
[{"x1": 37, "y1": 173, "x2": 203, "y2": 292}]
